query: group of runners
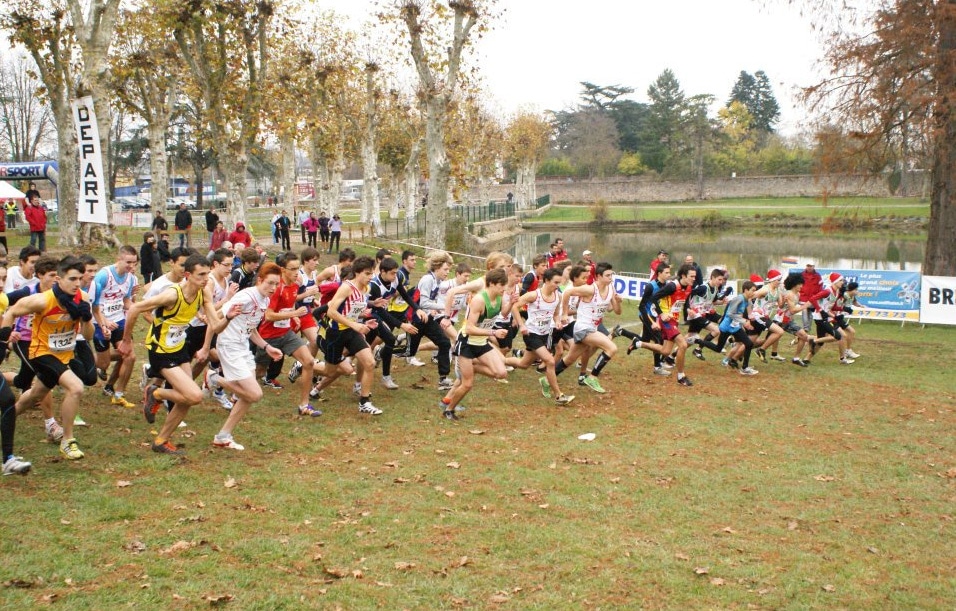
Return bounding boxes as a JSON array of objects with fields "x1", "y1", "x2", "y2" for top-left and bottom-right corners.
[{"x1": 0, "y1": 239, "x2": 863, "y2": 476}]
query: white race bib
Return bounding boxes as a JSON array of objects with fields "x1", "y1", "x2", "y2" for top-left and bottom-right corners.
[
  {"x1": 274, "y1": 308, "x2": 293, "y2": 329},
  {"x1": 165, "y1": 324, "x2": 187, "y2": 349},
  {"x1": 346, "y1": 302, "x2": 367, "y2": 321},
  {"x1": 48, "y1": 330, "x2": 77, "y2": 353}
]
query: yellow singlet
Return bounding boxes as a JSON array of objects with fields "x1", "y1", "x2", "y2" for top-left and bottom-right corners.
[
  {"x1": 146, "y1": 284, "x2": 203, "y2": 354},
  {"x1": 30, "y1": 290, "x2": 84, "y2": 363}
]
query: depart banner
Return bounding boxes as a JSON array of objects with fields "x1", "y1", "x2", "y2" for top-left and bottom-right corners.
[
  {"x1": 71, "y1": 96, "x2": 109, "y2": 225},
  {"x1": 919, "y1": 276, "x2": 956, "y2": 326}
]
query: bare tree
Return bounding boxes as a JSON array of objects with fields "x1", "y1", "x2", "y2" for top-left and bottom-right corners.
[{"x1": 0, "y1": 53, "x2": 54, "y2": 163}]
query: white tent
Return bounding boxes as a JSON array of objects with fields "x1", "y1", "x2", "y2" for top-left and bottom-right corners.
[{"x1": 0, "y1": 182, "x2": 27, "y2": 201}]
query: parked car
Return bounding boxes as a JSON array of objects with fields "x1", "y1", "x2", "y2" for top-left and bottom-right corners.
[{"x1": 43, "y1": 199, "x2": 58, "y2": 212}]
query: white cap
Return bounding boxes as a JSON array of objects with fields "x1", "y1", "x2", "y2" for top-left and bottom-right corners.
[{"x1": 582, "y1": 250, "x2": 593, "y2": 256}]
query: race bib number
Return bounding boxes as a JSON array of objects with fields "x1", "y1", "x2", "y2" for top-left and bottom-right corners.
[
  {"x1": 165, "y1": 324, "x2": 187, "y2": 349},
  {"x1": 670, "y1": 300, "x2": 684, "y2": 315},
  {"x1": 531, "y1": 314, "x2": 552, "y2": 328},
  {"x1": 346, "y1": 301, "x2": 367, "y2": 321},
  {"x1": 48, "y1": 330, "x2": 77, "y2": 353},
  {"x1": 274, "y1": 308, "x2": 293, "y2": 329},
  {"x1": 103, "y1": 301, "x2": 124, "y2": 317},
  {"x1": 479, "y1": 319, "x2": 496, "y2": 330}
]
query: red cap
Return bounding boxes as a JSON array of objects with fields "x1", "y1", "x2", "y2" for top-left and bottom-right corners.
[
  {"x1": 750, "y1": 273, "x2": 764, "y2": 284},
  {"x1": 828, "y1": 272, "x2": 843, "y2": 284},
  {"x1": 766, "y1": 269, "x2": 783, "y2": 282}
]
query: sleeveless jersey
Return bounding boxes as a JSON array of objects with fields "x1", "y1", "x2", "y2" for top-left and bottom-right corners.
[
  {"x1": 13, "y1": 283, "x2": 41, "y2": 340},
  {"x1": 297, "y1": 268, "x2": 318, "y2": 305},
  {"x1": 92, "y1": 265, "x2": 137, "y2": 324},
  {"x1": 333, "y1": 280, "x2": 368, "y2": 331},
  {"x1": 525, "y1": 288, "x2": 560, "y2": 335},
  {"x1": 577, "y1": 283, "x2": 614, "y2": 327},
  {"x1": 30, "y1": 290, "x2": 85, "y2": 363},
  {"x1": 492, "y1": 285, "x2": 519, "y2": 325},
  {"x1": 461, "y1": 290, "x2": 502, "y2": 346},
  {"x1": 147, "y1": 285, "x2": 203, "y2": 353}
]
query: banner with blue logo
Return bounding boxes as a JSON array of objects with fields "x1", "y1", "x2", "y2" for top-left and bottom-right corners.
[{"x1": 790, "y1": 269, "x2": 921, "y2": 321}]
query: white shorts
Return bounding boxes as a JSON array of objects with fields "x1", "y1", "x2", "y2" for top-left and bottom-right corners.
[{"x1": 217, "y1": 340, "x2": 256, "y2": 382}]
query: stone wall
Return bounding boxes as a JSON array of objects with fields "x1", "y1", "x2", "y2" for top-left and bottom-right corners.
[{"x1": 473, "y1": 174, "x2": 896, "y2": 204}]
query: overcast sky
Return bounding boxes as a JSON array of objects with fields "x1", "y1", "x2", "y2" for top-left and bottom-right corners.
[{"x1": 318, "y1": 0, "x2": 827, "y2": 135}]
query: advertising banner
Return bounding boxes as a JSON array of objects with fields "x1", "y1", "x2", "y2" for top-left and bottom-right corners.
[
  {"x1": 613, "y1": 274, "x2": 650, "y2": 301},
  {"x1": 919, "y1": 276, "x2": 956, "y2": 325},
  {"x1": 789, "y1": 269, "x2": 921, "y2": 321},
  {"x1": 71, "y1": 96, "x2": 109, "y2": 224}
]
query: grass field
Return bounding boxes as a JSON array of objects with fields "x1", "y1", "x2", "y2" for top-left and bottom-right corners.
[
  {"x1": 527, "y1": 197, "x2": 930, "y2": 224},
  {"x1": 2, "y1": 314, "x2": 954, "y2": 609}
]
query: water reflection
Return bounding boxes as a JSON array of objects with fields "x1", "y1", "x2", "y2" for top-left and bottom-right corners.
[{"x1": 508, "y1": 230, "x2": 924, "y2": 278}]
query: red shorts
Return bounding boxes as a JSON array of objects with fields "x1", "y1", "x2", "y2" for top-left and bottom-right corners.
[
  {"x1": 659, "y1": 317, "x2": 680, "y2": 341},
  {"x1": 299, "y1": 312, "x2": 317, "y2": 330}
]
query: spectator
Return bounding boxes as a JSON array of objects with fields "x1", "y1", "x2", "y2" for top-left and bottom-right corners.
[
  {"x1": 157, "y1": 232, "x2": 171, "y2": 262},
  {"x1": 228, "y1": 222, "x2": 252, "y2": 248},
  {"x1": 204, "y1": 205, "x2": 219, "y2": 244},
  {"x1": 298, "y1": 209, "x2": 310, "y2": 244},
  {"x1": 23, "y1": 195, "x2": 47, "y2": 252},
  {"x1": 318, "y1": 211, "x2": 330, "y2": 245},
  {"x1": 649, "y1": 250, "x2": 669, "y2": 281},
  {"x1": 151, "y1": 210, "x2": 168, "y2": 232},
  {"x1": 327, "y1": 214, "x2": 342, "y2": 253},
  {"x1": 4, "y1": 199, "x2": 17, "y2": 229},
  {"x1": 274, "y1": 209, "x2": 292, "y2": 250},
  {"x1": 303, "y1": 212, "x2": 319, "y2": 248},
  {"x1": 0, "y1": 210, "x2": 7, "y2": 256},
  {"x1": 582, "y1": 250, "x2": 597, "y2": 284},
  {"x1": 209, "y1": 220, "x2": 228, "y2": 254},
  {"x1": 140, "y1": 232, "x2": 163, "y2": 282},
  {"x1": 174, "y1": 202, "x2": 192, "y2": 248},
  {"x1": 684, "y1": 254, "x2": 704, "y2": 288},
  {"x1": 24, "y1": 182, "x2": 41, "y2": 203}
]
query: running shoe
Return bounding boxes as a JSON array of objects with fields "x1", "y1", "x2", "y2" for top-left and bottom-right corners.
[
  {"x1": 352, "y1": 381, "x2": 362, "y2": 396},
  {"x1": 373, "y1": 344, "x2": 383, "y2": 366},
  {"x1": 626, "y1": 339, "x2": 642, "y2": 355},
  {"x1": 143, "y1": 384, "x2": 161, "y2": 424},
  {"x1": 96, "y1": 367, "x2": 107, "y2": 382},
  {"x1": 406, "y1": 356, "x2": 426, "y2": 367},
  {"x1": 212, "y1": 389, "x2": 234, "y2": 410},
  {"x1": 442, "y1": 409, "x2": 459, "y2": 421},
  {"x1": 539, "y1": 376, "x2": 552, "y2": 399},
  {"x1": 111, "y1": 395, "x2": 137, "y2": 409},
  {"x1": 693, "y1": 348, "x2": 705, "y2": 361},
  {"x1": 46, "y1": 420, "x2": 64, "y2": 443},
  {"x1": 102, "y1": 384, "x2": 115, "y2": 397},
  {"x1": 512, "y1": 349, "x2": 525, "y2": 359},
  {"x1": 840, "y1": 357, "x2": 855, "y2": 365},
  {"x1": 261, "y1": 377, "x2": 283, "y2": 390},
  {"x1": 555, "y1": 393, "x2": 575, "y2": 405},
  {"x1": 755, "y1": 348, "x2": 767, "y2": 363},
  {"x1": 309, "y1": 385, "x2": 323, "y2": 399},
  {"x1": 660, "y1": 361, "x2": 674, "y2": 370},
  {"x1": 653, "y1": 367, "x2": 671, "y2": 376},
  {"x1": 791, "y1": 358, "x2": 809, "y2": 367},
  {"x1": 212, "y1": 435, "x2": 245, "y2": 451},
  {"x1": 297, "y1": 404, "x2": 323, "y2": 417},
  {"x1": 580, "y1": 375, "x2": 606, "y2": 394},
  {"x1": 358, "y1": 402, "x2": 383, "y2": 415},
  {"x1": 677, "y1": 376, "x2": 694, "y2": 387},
  {"x1": 381, "y1": 375, "x2": 399, "y2": 390},
  {"x1": 2, "y1": 455, "x2": 31, "y2": 476},
  {"x1": 846, "y1": 350, "x2": 861, "y2": 359},
  {"x1": 60, "y1": 438, "x2": 85, "y2": 460},
  {"x1": 437, "y1": 377, "x2": 454, "y2": 391},
  {"x1": 684, "y1": 333, "x2": 699, "y2": 345},
  {"x1": 611, "y1": 325, "x2": 623, "y2": 338},
  {"x1": 663, "y1": 356, "x2": 676, "y2": 366},
  {"x1": 288, "y1": 361, "x2": 303, "y2": 383},
  {"x1": 73, "y1": 415, "x2": 89, "y2": 427},
  {"x1": 809, "y1": 338, "x2": 819, "y2": 356},
  {"x1": 770, "y1": 354, "x2": 787, "y2": 362},
  {"x1": 431, "y1": 354, "x2": 439, "y2": 364},
  {"x1": 205, "y1": 368, "x2": 221, "y2": 392},
  {"x1": 739, "y1": 367, "x2": 759, "y2": 376},
  {"x1": 151, "y1": 440, "x2": 184, "y2": 455}
]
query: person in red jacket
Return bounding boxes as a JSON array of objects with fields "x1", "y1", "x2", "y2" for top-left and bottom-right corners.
[
  {"x1": 797, "y1": 260, "x2": 822, "y2": 333},
  {"x1": 228, "y1": 222, "x2": 252, "y2": 248},
  {"x1": 23, "y1": 196, "x2": 47, "y2": 252}
]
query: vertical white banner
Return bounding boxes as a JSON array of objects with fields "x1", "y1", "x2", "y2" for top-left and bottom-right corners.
[
  {"x1": 919, "y1": 276, "x2": 956, "y2": 325},
  {"x1": 71, "y1": 96, "x2": 109, "y2": 224}
]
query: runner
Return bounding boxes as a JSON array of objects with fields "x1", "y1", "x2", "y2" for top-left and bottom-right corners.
[
  {"x1": 311, "y1": 256, "x2": 383, "y2": 415},
  {"x1": 806, "y1": 272, "x2": 855, "y2": 364},
  {"x1": 119, "y1": 254, "x2": 223, "y2": 456},
  {"x1": 686, "y1": 268, "x2": 730, "y2": 361},
  {"x1": 229, "y1": 247, "x2": 261, "y2": 291},
  {"x1": 780, "y1": 273, "x2": 815, "y2": 367},
  {"x1": 367, "y1": 257, "x2": 419, "y2": 391},
  {"x1": 650, "y1": 263, "x2": 697, "y2": 386},
  {"x1": 203, "y1": 263, "x2": 285, "y2": 450},
  {"x1": 200, "y1": 248, "x2": 239, "y2": 409},
  {"x1": 4, "y1": 246, "x2": 40, "y2": 292},
  {"x1": 507, "y1": 267, "x2": 575, "y2": 404},
  {"x1": 554, "y1": 262, "x2": 622, "y2": 393},
  {"x1": 440, "y1": 267, "x2": 511, "y2": 421},
  {"x1": 3, "y1": 257, "x2": 94, "y2": 459},
  {"x1": 413, "y1": 251, "x2": 455, "y2": 390},
  {"x1": 91, "y1": 246, "x2": 139, "y2": 408},
  {"x1": 695, "y1": 280, "x2": 760, "y2": 375}
]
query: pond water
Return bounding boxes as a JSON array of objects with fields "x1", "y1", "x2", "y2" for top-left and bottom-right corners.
[{"x1": 507, "y1": 229, "x2": 925, "y2": 279}]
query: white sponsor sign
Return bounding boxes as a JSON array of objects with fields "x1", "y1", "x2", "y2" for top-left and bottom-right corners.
[
  {"x1": 919, "y1": 276, "x2": 956, "y2": 325},
  {"x1": 71, "y1": 96, "x2": 109, "y2": 224}
]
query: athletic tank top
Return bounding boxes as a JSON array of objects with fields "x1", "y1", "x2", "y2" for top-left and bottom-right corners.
[
  {"x1": 147, "y1": 285, "x2": 203, "y2": 353},
  {"x1": 14, "y1": 284, "x2": 40, "y2": 340},
  {"x1": 333, "y1": 280, "x2": 367, "y2": 331},
  {"x1": 576, "y1": 283, "x2": 613, "y2": 327},
  {"x1": 525, "y1": 288, "x2": 560, "y2": 335},
  {"x1": 461, "y1": 290, "x2": 502, "y2": 346},
  {"x1": 30, "y1": 290, "x2": 83, "y2": 363}
]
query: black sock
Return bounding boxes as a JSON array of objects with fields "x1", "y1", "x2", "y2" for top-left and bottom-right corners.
[
  {"x1": 554, "y1": 358, "x2": 568, "y2": 376},
  {"x1": 619, "y1": 328, "x2": 639, "y2": 340},
  {"x1": 360, "y1": 396, "x2": 370, "y2": 405},
  {"x1": 592, "y1": 352, "x2": 611, "y2": 376}
]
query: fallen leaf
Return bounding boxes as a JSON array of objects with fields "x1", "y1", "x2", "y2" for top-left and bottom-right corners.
[
  {"x1": 160, "y1": 540, "x2": 195, "y2": 555},
  {"x1": 224, "y1": 477, "x2": 237, "y2": 488},
  {"x1": 324, "y1": 567, "x2": 348, "y2": 579},
  {"x1": 787, "y1": 521, "x2": 799, "y2": 531},
  {"x1": 538, "y1": 504, "x2": 549, "y2": 509},
  {"x1": 383, "y1": 461, "x2": 398, "y2": 468},
  {"x1": 721, "y1": 527, "x2": 736, "y2": 534},
  {"x1": 444, "y1": 491, "x2": 456, "y2": 498},
  {"x1": 446, "y1": 462, "x2": 461, "y2": 469},
  {"x1": 3, "y1": 578, "x2": 36, "y2": 588},
  {"x1": 710, "y1": 577, "x2": 725, "y2": 586},
  {"x1": 674, "y1": 553, "x2": 689, "y2": 561},
  {"x1": 116, "y1": 480, "x2": 132, "y2": 488},
  {"x1": 203, "y1": 593, "x2": 234, "y2": 606},
  {"x1": 469, "y1": 430, "x2": 485, "y2": 435},
  {"x1": 822, "y1": 584, "x2": 836, "y2": 592},
  {"x1": 394, "y1": 562, "x2": 416, "y2": 570},
  {"x1": 457, "y1": 556, "x2": 471, "y2": 567},
  {"x1": 374, "y1": 581, "x2": 393, "y2": 587},
  {"x1": 814, "y1": 475, "x2": 836, "y2": 482},
  {"x1": 945, "y1": 467, "x2": 956, "y2": 478},
  {"x1": 352, "y1": 570, "x2": 364, "y2": 579},
  {"x1": 60, "y1": 519, "x2": 71, "y2": 525},
  {"x1": 489, "y1": 593, "x2": 510, "y2": 604},
  {"x1": 867, "y1": 546, "x2": 880, "y2": 554},
  {"x1": 125, "y1": 540, "x2": 147, "y2": 553},
  {"x1": 694, "y1": 567, "x2": 710, "y2": 575},
  {"x1": 41, "y1": 594, "x2": 58, "y2": 602},
  {"x1": 394, "y1": 478, "x2": 409, "y2": 484}
]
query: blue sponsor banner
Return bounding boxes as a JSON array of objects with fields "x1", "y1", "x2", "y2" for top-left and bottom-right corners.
[
  {"x1": 0, "y1": 161, "x2": 59, "y2": 184},
  {"x1": 613, "y1": 274, "x2": 650, "y2": 301},
  {"x1": 788, "y1": 268, "x2": 921, "y2": 321}
]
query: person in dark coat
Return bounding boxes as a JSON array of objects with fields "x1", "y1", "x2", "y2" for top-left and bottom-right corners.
[
  {"x1": 140, "y1": 232, "x2": 163, "y2": 282},
  {"x1": 174, "y1": 202, "x2": 192, "y2": 248}
]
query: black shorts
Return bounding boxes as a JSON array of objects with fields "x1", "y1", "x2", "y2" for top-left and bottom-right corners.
[
  {"x1": 148, "y1": 347, "x2": 192, "y2": 374},
  {"x1": 453, "y1": 335, "x2": 495, "y2": 359},
  {"x1": 555, "y1": 323, "x2": 574, "y2": 343},
  {"x1": 492, "y1": 321, "x2": 517, "y2": 349},
  {"x1": 749, "y1": 319, "x2": 767, "y2": 335},
  {"x1": 186, "y1": 325, "x2": 208, "y2": 355},
  {"x1": 70, "y1": 340, "x2": 98, "y2": 386},
  {"x1": 324, "y1": 327, "x2": 369, "y2": 365},
  {"x1": 834, "y1": 316, "x2": 850, "y2": 330},
  {"x1": 93, "y1": 332, "x2": 122, "y2": 353},
  {"x1": 815, "y1": 318, "x2": 843, "y2": 340},
  {"x1": 523, "y1": 331, "x2": 552, "y2": 353},
  {"x1": 31, "y1": 354, "x2": 70, "y2": 389},
  {"x1": 687, "y1": 318, "x2": 711, "y2": 334}
]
